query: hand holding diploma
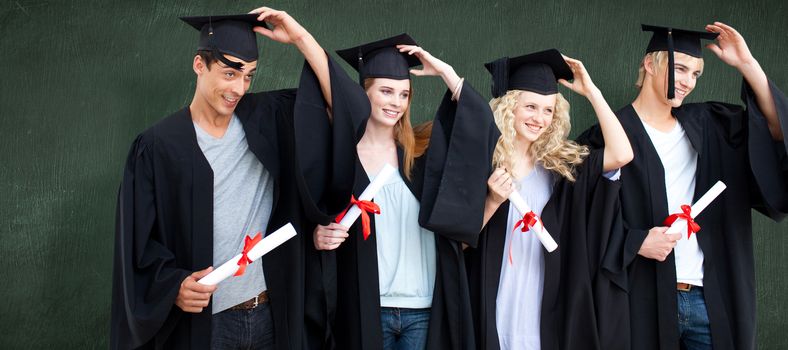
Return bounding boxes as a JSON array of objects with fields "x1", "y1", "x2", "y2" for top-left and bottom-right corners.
[
  {"x1": 314, "y1": 164, "x2": 397, "y2": 250},
  {"x1": 176, "y1": 267, "x2": 217, "y2": 313},
  {"x1": 334, "y1": 164, "x2": 397, "y2": 239},
  {"x1": 663, "y1": 181, "x2": 727, "y2": 239},
  {"x1": 509, "y1": 191, "x2": 558, "y2": 258},
  {"x1": 198, "y1": 223, "x2": 298, "y2": 286}
]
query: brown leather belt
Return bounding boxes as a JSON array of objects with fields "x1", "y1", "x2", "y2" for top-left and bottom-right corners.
[
  {"x1": 677, "y1": 283, "x2": 698, "y2": 292},
  {"x1": 230, "y1": 290, "x2": 269, "y2": 310}
]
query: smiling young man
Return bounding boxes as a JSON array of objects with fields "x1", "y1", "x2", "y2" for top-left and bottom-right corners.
[
  {"x1": 579, "y1": 23, "x2": 788, "y2": 350},
  {"x1": 110, "y1": 7, "x2": 336, "y2": 350}
]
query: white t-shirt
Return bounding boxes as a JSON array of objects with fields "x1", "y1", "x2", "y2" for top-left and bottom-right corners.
[{"x1": 641, "y1": 120, "x2": 704, "y2": 286}]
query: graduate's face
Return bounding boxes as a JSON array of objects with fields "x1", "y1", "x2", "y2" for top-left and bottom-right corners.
[
  {"x1": 193, "y1": 54, "x2": 257, "y2": 118},
  {"x1": 513, "y1": 91, "x2": 555, "y2": 145},
  {"x1": 649, "y1": 52, "x2": 703, "y2": 107},
  {"x1": 365, "y1": 78, "x2": 411, "y2": 128}
]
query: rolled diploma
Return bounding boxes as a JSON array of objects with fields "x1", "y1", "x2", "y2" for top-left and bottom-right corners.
[
  {"x1": 337, "y1": 163, "x2": 397, "y2": 227},
  {"x1": 198, "y1": 223, "x2": 297, "y2": 286},
  {"x1": 509, "y1": 191, "x2": 558, "y2": 252},
  {"x1": 664, "y1": 181, "x2": 727, "y2": 237}
]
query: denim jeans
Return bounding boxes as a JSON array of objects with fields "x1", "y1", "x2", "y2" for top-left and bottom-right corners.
[
  {"x1": 380, "y1": 307, "x2": 430, "y2": 350},
  {"x1": 677, "y1": 287, "x2": 712, "y2": 350},
  {"x1": 211, "y1": 302, "x2": 275, "y2": 350}
]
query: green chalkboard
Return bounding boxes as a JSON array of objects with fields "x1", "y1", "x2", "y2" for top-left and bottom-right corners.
[{"x1": 0, "y1": 0, "x2": 786, "y2": 348}]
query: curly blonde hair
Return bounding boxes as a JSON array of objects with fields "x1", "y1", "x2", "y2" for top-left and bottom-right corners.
[{"x1": 491, "y1": 90, "x2": 589, "y2": 181}]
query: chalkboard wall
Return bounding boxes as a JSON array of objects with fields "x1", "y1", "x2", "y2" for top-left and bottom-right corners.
[{"x1": 1, "y1": 0, "x2": 785, "y2": 348}]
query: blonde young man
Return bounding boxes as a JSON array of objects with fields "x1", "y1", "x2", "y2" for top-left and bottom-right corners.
[{"x1": 579, "y1": 23, "x2": 788, "y2": 350}]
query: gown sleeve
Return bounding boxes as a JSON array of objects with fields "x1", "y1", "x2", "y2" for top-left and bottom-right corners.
[
  {"x1": 696, "y1": 78, "x2": 788, "y2": 220},
  {"x1": 291, "y1": 58, "x2": 335, "y2": 225},
  {"x1": 574, "y1": 126, "x2": 639, "y2": 290},
  {"x1": 290, "y1": 56, "x2": 370, "y2": 343},
  {"x1": 418, "y1": 83, "x2": 501, "y2": 247},
  {"x1": 560, "y1": 148, "x2": 629, "y2": 350},
  {"x1": 110, "y1": 135, "x2": 191, "y2": 349},
  {"x1": 739, "y1": 79, "x2": 788, "y2": 218},
  {"x1": 563, "y1": 148, "x2": 628, "y2": 289},
  {"x1": 293, "y1": 55, "x2": 371, "y2": 222}
]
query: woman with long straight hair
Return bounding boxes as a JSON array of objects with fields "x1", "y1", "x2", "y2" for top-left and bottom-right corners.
[{"x1": 310, "y1": 34, "x2": 499, "y2": 349}]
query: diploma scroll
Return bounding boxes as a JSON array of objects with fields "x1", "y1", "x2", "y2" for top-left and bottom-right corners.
[
  {"x1": 198, "y1": 223, "x2": 297, "y2": 286},
  {"x1": 336, "y1": 164, "x2": 397, "y2": 228},
  {"x1": 664, "y1": 181, "x2": 727, "y2": 238},
  {"x1": 509, "y1": 191, "x2": 558, "y2": 252}
]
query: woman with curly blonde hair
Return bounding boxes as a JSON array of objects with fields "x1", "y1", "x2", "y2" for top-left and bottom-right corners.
[
  {"x1": 465, "y1": 49, "x2": 633, "y2": 350},
  {"x1": 490, "y1": 86, "x2": 588, "y2": 182}
]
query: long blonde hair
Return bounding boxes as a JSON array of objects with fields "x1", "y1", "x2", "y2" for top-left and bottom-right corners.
[
  {"x1": 364, "y1": 78, "x2": 430, "y2": 180},
  {"x1": 490, "y1": 90, "x2": 589, "y2": 181}
]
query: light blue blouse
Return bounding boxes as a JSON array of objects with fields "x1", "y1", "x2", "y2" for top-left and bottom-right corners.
[{"x1": 372, "y1": 170, "x2": 437, "y2": 309}]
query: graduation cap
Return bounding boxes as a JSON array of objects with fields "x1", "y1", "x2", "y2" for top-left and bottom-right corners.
[
  {"x1": 641, "y1": 24, "x2": 719, "y2": 99},
  {"x1": 484, "y1": 48, "x2": 573, "y2": 98},
  {"x1": 180, "y1": 14, "x2": 269, "y2": 70},
  {"x1": 336, "y1": 33, "x2": 422, "y2": 84}
]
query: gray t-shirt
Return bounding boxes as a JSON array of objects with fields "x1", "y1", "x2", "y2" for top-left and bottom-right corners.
[{"x1": 194, "y1": 115, "x2": 274, "y2": 314}]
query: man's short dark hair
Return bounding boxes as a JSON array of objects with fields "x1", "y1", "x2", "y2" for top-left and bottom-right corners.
[{"x1": 197, "y1": 50, "x2": 216, "y2": 69}]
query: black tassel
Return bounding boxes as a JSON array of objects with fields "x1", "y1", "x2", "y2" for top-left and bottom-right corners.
[
  {"x1": 212, "y1": 47, "x2": 243, "y2": 70},
  {"x1": 206, "y1": 16, "x2": 243, "y2": 71},
  {"x1": 667, "y1": 29, "x2": 675, "y2": 100},
  {"x1": 357, "y1": 48, "x2": 364, "y2": 86},
  {"x1": 491, "y1": 57, "x2": 509, "y2": 98}
]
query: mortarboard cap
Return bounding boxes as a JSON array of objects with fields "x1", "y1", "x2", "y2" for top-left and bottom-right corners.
[
  {"x1": 336, "y1": 33, "x2": 422, "y2": 84},
  {"x1": 484, "y1": 49, "x2": 573, "y2": 98},
  {"x1": 180, "y1": 14, "x2": 269, "y2": 70},
  {"x1": 641, "y1": 24, "x2": 718, "y2": 99}
]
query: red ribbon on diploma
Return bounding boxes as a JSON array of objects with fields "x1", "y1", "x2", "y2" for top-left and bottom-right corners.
[
  {"x1": 234, "y1": 232, "x2": 262, "y2": 276},
  {"x1": 509, "y1": 211, "x2": 541, "y2": 265},
  {"x1": 335, "y1": 195, "x2": 381, "y2": 240},
  {"x1": 663, "y1": 204, "x2": 701, "y2": 239}
]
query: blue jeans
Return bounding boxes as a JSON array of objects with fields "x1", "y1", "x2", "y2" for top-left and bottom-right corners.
[
  {"x1": 211, "y1": 302, "x2": 275, "y2": 350},
  {"x1": 380, "y1": 307, "x2": 430, "y2": 350},
  {"x1": 677, "y1": 287, "x2": 712, "y2": 350}
]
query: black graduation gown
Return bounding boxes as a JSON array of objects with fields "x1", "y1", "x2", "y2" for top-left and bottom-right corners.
[
  {"x1": 111, "y1": 62, "x2": 333, "y2": 349},
  {"x1": 313, "y1": 58, "x2": 499, "y2": 350},
  {"x1": 576, "y1": 80, "x2": 788, "y2": 350},
  {"x1": 465, "y1": 148, "x2": 628, "y2": 350}
]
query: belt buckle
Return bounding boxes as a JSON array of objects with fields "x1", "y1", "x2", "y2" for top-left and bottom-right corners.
[
  {"x1": 252, "y1": 295, "x2": 259, "y2": 308},
  {"x1": 677, "y1": 283, "x2": 692, "y2": 292}
]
